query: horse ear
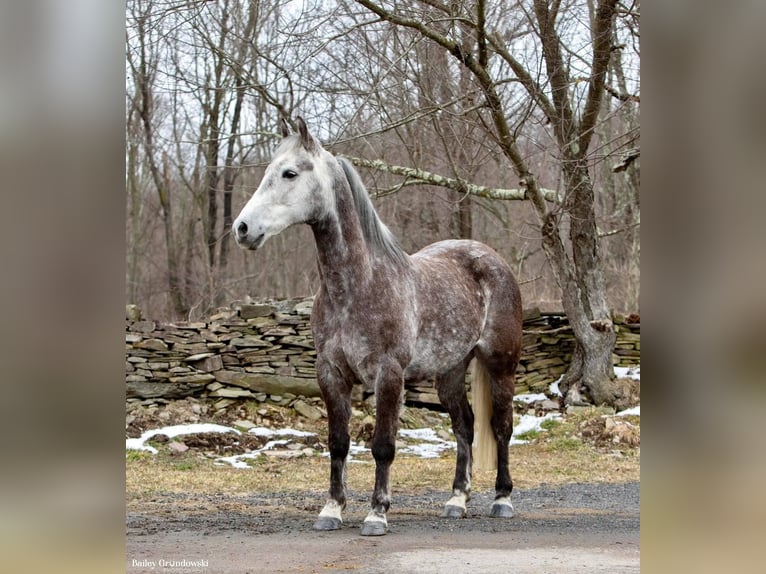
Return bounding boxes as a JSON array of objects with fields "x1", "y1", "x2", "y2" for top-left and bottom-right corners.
[
  {"x1": 280, "y1": 118, "x2": 292, "y2": 138},
  {"x1": 296, "y1": 116, "x2": 317, "y2": 153}
]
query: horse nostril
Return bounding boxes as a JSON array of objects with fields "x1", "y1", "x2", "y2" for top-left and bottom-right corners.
[{"x1": 237, "y1": 221, "x2": 248, "y2": 238}]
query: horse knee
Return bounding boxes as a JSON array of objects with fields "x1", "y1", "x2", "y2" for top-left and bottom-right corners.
[
  {"x1": 328, "y1": 433, "x2": 350, "y2": 459},
  {"x1": 371, "y1": 436, "x2": 395, "y2": 463}
]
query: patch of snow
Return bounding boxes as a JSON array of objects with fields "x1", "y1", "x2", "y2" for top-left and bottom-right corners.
[
  {"x1": 616, "y1": 405, "x2": 640, "y2": 417},
  {"x1": 126, "y1": 423, "x2": 241, "y2": 454},
  {"x1": 216, "y1": 439, "x2": 290, "y2": 468},
  {"x1": 514, "y1": 392, "x2": 548, "y2": 404},
  {"x1": 397, "y1": 428, "x2": 456, "y2": 458},
  {"x1": 400, "y1": 441, "x2": 456, "y2": 458},
  {"x1": 510, "y1": 413, "x2": 561, "y2": 445},
  {"x1": 549, "y1": 376, "x2": 564, "y2": 397},
  {"x1": 399, "y1": 428, "x2": 441, "y2": 441},
  {"x1": 614, "y1": 365, "x2": 640, "y2": 380},
  {"x1": 248, "y1": 427, "x2": 316, "y2": 438}
]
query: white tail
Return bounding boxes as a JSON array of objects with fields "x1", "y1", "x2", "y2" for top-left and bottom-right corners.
[{"x1": 472, "y1": 359, "x2": 497, "y2": 471}]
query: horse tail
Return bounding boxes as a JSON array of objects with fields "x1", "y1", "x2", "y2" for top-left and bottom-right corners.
[{"x1": 472, "y1": 358, "x2": 497, "y2": 471}]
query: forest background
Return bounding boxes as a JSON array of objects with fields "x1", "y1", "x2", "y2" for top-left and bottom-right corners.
[{"x1": 125, "y1": 0, "x2": 640, "y2": 327}]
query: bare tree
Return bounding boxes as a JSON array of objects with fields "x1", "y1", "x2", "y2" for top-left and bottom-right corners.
[
  {"x1": 126, "y1": 0, "x2": 189, "y2": 317},
  {"x1": 348, "y1": 0, "x2": 634, "y2": 407}
]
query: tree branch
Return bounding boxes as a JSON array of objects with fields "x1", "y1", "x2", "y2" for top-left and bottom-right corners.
[
  {"x1": 346, "y1": 156, "x2": 559, "y2": 202},
  {"x1": 578, "y1": 0, "x2": 619, "y2": 154}
]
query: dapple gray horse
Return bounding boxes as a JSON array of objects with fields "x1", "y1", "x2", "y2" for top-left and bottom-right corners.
[{"x1": 233, "y1": 118, "x2": 522, "y2": 536}]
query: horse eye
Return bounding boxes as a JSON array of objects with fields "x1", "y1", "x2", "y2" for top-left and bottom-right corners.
[{"x1": 282, "y1": 169, "x2": 298, "y2": 180}]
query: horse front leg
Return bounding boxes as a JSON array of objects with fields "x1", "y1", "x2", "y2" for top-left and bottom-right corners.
[
  {"x1": 361, "y1": 362, "x2": 404, "y2": 536},
  {"x1": 314, "y1": 358, "x2": 353, "y2": 531}
]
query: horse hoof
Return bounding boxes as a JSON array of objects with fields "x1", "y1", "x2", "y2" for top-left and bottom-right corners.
[
  {"x1": 360, "y1": 511, "x2": 388, "y2": 536},
  {"x1": 490, "y1": 499, "x2": 514, "y2": 518},
  {"x1": 314, "y1": 516, "x2": 342, "y2": 531},
  {"x1": 360, "y1": 521, "x2": 387, "y2": 536},
  {"x1": 443, "y1": 505, "x2": 466, "y2": 518}
]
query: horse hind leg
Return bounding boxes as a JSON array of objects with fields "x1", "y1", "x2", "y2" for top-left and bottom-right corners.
[
  {"x1": 436, "y1": 360, "x2": 474, "y2": 518},
  {"x1": 474, "y1": 351, "x2": 518, "y2": 518},
  {"x1": 486, "y1": 360, "x2": 517, "y2": 518}
]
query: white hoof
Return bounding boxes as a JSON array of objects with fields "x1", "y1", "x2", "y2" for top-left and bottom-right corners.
[
  {"x1": 314, "y1": 500, "x2": 343, "y2": 531},
  {"x1": 443, "y1": 492, "x2": 468, "y2": 518},
  {"x1": 360, "y1": 510, "x2": 388, "y2": 536},
  {"x1": 490, "y1": 496, "x2": 514, "y2": 518}
]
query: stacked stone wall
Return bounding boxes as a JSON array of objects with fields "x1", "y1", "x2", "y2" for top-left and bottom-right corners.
[{"x1": 126, "y1": 298, "x2": 640, "y2": 410}]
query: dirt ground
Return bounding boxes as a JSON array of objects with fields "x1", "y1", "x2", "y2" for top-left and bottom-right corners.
[
  {"x1": 126, "y1": 482, "x2": 639, "y2": 573},
  {"x1": 126, "y1": 399, "x2": 639, "y2": 572}
]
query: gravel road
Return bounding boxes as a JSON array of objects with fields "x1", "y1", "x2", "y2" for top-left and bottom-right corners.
[{"x1": 127, "y1": 481, "x2": 639, "y2": 573}]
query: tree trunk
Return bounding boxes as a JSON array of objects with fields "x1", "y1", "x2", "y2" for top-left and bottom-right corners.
[
  {"x1": 218, "y1": 75, "x2": 245, "y2": 296},
  {"x1": 544, "y1": 160, "x2": 618, "y2": 406},
  {"x1": 128, "y1": 10, "x2": 189, "y2": 318}
]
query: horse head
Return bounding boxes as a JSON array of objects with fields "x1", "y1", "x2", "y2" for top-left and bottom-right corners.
[{"x1": 233, "y1": 117, "x2": 335, "y2": 250}]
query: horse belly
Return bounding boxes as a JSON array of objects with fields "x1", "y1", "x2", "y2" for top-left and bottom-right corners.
[{"x1": 404, "y1": 329, "x2": 477, "y2": 382}]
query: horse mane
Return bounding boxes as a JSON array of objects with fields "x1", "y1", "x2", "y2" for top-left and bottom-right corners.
[{"x1": 336, "y1": 156, "x2": 408, "y2": 266}]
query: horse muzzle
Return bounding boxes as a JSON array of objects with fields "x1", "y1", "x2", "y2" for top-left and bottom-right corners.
[{"x1": 233, "y1": 219, "x2": 266, "y2": 250}]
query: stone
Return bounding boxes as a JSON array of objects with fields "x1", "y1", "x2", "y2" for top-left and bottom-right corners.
[
  {"x1": 538, "y1": 399, "x2": 560, "y2": 411},
  {"x1": 134, "y1": 338, "x2": 169, "y2": 351},
  {"x1": 232, "y1": 419, "x2": 256, "y2": 430},
  {"x1": 129, "y1": 320, "x2": 156, "y2": 333},
  {"x1": 279, "y1": 335, "x2": 314, "y2": 349},
  {"x1": 169, "y1": 366, "x2": 192, "y2": 374},
  {"x1": 260, "y1": 326, "x2": 296, "y2": 336},
  {"x1": 168, "y1": 374, "x2": 215, "y2": 385},
  {"x1": 244, "y1": 365, "x2": 276, "y2": 374},
  {"x1": 293, "y1": 399, "x2": 323, "y2": 421},
  {"x1": 184, "y1": 352, "x2": 216, "y2": 362},
  {"x1": 209, "y1": 388, "x2": 253, "y2": 399},
  {"x1": 230, "y1": 336, "x2": 272, "y2": 348},
  {"x1": 214, "y1": 398, "x2": 236, "y2": 410},
  {"x1": 240, "y1": 304, "x2": 277, "y2": 319},
  {"x1": 168, "y1": 441, "x2": 189, "y2": 453},
  {"x1": 263, "y1": 449, "x2": 303, "y2": 458},
  {"x1": 525, "y1": 357, "x2": 565, "y2": 370},
  {"x1": 126, "y1": 382, "x2": 201, "y2": 400},
  {"x1": 126, "y1": 304, "x2": 142, "y2": 322},
  {"x1": 213, "y1": 370, "x2": 322, "y2": 397},
  {"x1": 293, "y1": 299, "x2": 314, "y2": 315},
  {"x1": 191, "y1": 355, "x2": 223, "y2": 373},
  {"x1": 246, "y1": 316, "x2": 275, "y2": 328},
  {"x1": 146, "y1": 362, "x2": 169, "y2": 370}
]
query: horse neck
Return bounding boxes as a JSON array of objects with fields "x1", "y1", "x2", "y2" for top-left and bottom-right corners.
[{"x1": 311, "y1": 182, "x2": 375, "y2": 300}]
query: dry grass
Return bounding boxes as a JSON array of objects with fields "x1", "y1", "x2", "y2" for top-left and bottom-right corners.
[
  {"x1": 126, "y1": 444, "x2": 639, "y2": 507},
  {"x1": 126, "y1": 405, "x2": 639, "y2": 512}
]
